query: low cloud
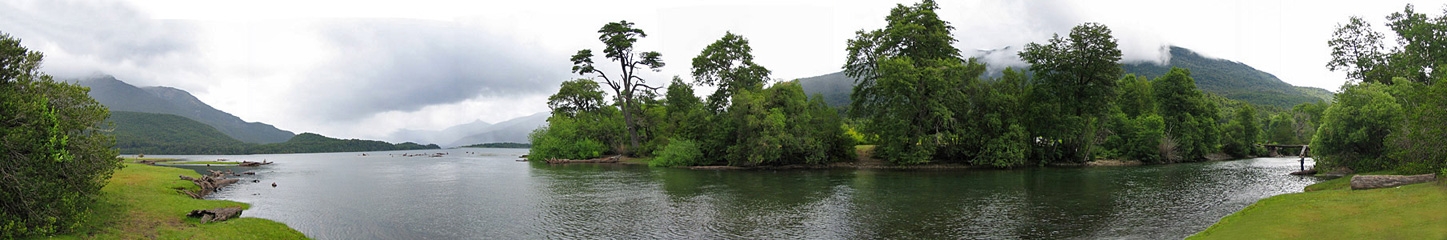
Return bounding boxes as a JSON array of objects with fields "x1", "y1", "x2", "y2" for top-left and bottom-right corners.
[{"x1": 944, "y1": 0, "x2": 1171, "y2": 71}]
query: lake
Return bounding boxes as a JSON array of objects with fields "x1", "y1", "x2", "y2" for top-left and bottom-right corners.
[{"x1": 162, "y1": 148, "x2": 1320, "y2": 239}]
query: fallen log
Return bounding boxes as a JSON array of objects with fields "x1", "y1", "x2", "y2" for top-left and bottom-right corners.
[
  {"x1": 178, "y1": 169, "x2": 242, "y2": 199},
  {"x1": 1350, "y1": 174, "x2": 1437, "y2": 190},
  {"x1": 187, "y1": 207, "x2": 244, "y2": 223}
]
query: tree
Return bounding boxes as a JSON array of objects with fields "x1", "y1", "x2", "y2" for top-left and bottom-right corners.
[
  {"x1": 1327, "y1": 16, "x2": 1389, "y2": 83},
  {"x1": 691, "y1": 32, "x2": 771, "y2": 111},
  {"x1": 1327, "y1": 4, "x2": 1447, "y2": 84},
  {"x1": 570, "y1": 20, "x2": 665, "y2": 155},
  {"x1": 1152, "y1": 67, "x2": 1219, "y2": 161},
  {"x1": 844, "y1": 0, "x2": 986, "y2": 165},
  {"x1": 1019, "y1": 22, "x2": 1124, "y2": 163},
  {"x1": 1265, "y1": 112, "x2": 1298, "y2": 144},
  {"x1": 547, "y1": 79, "x2": 607, "y2": 118},
  {"x1": 1222, "y1": 104, "x2": 1261, "y2": 158},
  {"x1": 0, "y1": 33, "x2": 121, "y2": 238},
  {"x1": 1311, "y1": 82, "x2": 1403, "y2": 172}
]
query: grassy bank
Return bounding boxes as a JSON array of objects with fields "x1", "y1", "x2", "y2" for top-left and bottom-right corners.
[
  {"x1": 1189, "y1": 173, "x2": 1447, "y2": 239},
  {"x1": 40, "y1": 163, "x2": 306, "y2": 239}
]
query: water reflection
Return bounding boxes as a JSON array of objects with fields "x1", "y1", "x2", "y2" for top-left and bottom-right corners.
[{"x1": 166, "y1": 149, "x2": 1317, "y2": 239}]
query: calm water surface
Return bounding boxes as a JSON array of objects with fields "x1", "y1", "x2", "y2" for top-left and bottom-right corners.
[{"x1": 162, "y1": 148, "x2": 1320, "y2": 239}]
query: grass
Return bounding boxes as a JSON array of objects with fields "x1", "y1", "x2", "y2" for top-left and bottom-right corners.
[
  {"x1": 167, "y1": 161, "x2": 241, "y2": 165},
  {"x1": 1189, "y1": 173, "x2": 1447, "y2": 239},
  {"x1": 37, "y1": 163, "x2": 306, "y2": 239},
  {"x1": 119, "y1": 157, "x2": 181, "y2": 163}
]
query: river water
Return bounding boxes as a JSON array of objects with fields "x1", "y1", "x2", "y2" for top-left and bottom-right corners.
[{"x1": 162, "y1": 148, "x2": 1320, "y2": 239}]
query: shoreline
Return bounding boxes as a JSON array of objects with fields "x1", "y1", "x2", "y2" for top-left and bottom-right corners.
[
  {"x1": 52, "y1": 158, "x2": 307, "y2": 239},
  {"x1": 1189, "y1": 171, "x2": 1446, "y2": 238}
]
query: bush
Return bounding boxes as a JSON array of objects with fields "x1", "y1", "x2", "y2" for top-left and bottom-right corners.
[
  {"x1": 650, "y1": 139, "x2": 703, "y2": 167},
  {"x1": 1310, "y1": 83, "x2": 1403, "y2": 172},
  {"x1": 0, "y1": 33, "x2": 121, "y2": 238},
  {"x1": 526, "y1": 117, "x2": 608, "y2": 161}
]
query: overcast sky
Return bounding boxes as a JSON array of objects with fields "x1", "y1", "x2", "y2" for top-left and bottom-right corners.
[{"x1": 0, "y1": 0, "x2": 1441, "y2": 141}]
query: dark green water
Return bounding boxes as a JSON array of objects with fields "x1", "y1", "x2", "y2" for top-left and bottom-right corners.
[{"x1": 167, "y1": 148, "x2": 1319, "y2": 239}]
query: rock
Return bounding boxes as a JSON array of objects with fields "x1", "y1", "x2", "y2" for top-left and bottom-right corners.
[
  {"x1": 1350, "y1": 174, "x2": 1437, "y2": 190},
  {"x1": 1289, "y1": 169, "x2": 1318, "y2": 175}
]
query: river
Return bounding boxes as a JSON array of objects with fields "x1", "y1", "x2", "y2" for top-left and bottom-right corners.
[{"x1": 162, "y1": 148, "x2": 1320, "y2": 239}]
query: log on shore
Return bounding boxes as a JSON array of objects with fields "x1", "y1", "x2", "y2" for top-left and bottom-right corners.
[
  {"x1": 1350, "y1": 174, "x2": 1437, "y2": 190},
  {"x1": 238, "y1": 160, "x2": 272, "y2": 167},
  {"x1": 545, "y1": 155, "x2": 621, "y2": 164},
  {"x1": 187, "y1": 207, "x2": 244, "y2": 223},
  {"x1": 178, "y1": 169, "x2": 242, "y2": 199}
]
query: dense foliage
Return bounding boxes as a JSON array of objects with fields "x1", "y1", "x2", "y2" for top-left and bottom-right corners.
[
  {"x1": 1315, "y1": 4, "x2": 1447, "y2": 174},
  {"x1": 459, "y1": 142, "x2": 531, "y2": 148},
  {"x1": 0, "y1": 33, "x2": 122, "y2": 238},
  {"x1": 535, "y1": 0, "x2": 1306, "y2": 168},
  {"x1": 533, "y1": 27, "x2": 853, "y2": 166}
]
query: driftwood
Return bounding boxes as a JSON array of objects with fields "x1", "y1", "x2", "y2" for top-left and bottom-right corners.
[
  {"x1": 238, "y1": 160, "x2": 272, "y2": 167},
  {"x1": 179, "y1": 169, "x2": 241, "y2": 199},
  {"x1": 1351, "y1": 174, "x2": 1437, "y2": 190},
  {"x1": 187, "y1": 207, "x2": 243, "y2": 223},
  {"x1": 545, "y1": 155, "x2": 621, "y2": 164}
]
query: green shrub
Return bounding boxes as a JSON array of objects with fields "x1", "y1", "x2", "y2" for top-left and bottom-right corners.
[
  {"x1": 1310, "y1": 83, "x2": 1402, "y2": 172},
  {"x1": 650, "y1": 139, "x2": 703, "y2": 167},
  {"x1": 0, "y1": 33, "x2": 122, "y2": 238}
]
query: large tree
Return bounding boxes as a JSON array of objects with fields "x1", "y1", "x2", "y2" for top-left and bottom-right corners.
[
  {"x1": 0, "y1": 33, "x2": 120, "y2": 238},
  {"x1": 843, "y1": 0, "x2": 985, "y2": 164},
  {"x1": 1019, "y1": 22, "x2": 1123, "y2": 163},
  {"x1": 570, "y1": 20, "x2": 665, "y2": 155},
  {"x1": 690, "y1": 32, "x2": 771, "y2": 111},
  {"x1": 1328, "y1": 4, "x2": 1447, "y2": 84}
]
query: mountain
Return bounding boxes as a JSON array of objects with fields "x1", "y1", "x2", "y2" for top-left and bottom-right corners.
[
  {"x1": 797, "y1": 46, "x2": 1333, "y2": 109},
  {"x1": 108, "y1": 111, "x2": 438, "y2": 154},
  {"x1": 1122, "y1": 46, "x2": 1333, "y2": 108},
  {"x1": 388, "y1": 119, "x2": 493, "y2": 146},
  {"x1": 77, "y1": 75, "x2": 295, "y2": 143},
  {"x1": 249, "y1": 133, "x2": 439, "y2": 154},
  {"x1": 795, "y1": 71, "x2": 854, "y2": 108},
  {"x1": 110, "y1": 111, "x2": 248, "y2": 154},
  {"x1": 448, "y1": 112, "x2": 549, "y2": 147}
]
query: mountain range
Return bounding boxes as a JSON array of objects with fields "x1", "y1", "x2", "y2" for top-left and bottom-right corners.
[
  {"x1": 79, "y1": 75, "x2": 543, "y2": 152},
  {"x1": 77, "y1": 76, "x2": 295, "y2": 143},
  {"x1": 799, "y1": 46, "x2": 1333, "y2": 109}
]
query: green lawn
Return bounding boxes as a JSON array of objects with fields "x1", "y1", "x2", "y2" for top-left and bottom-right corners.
[
  {"x1": 37, "y1": 163, "x2": 306, "y2": 239},
  {"x1": 167, "y1": 161, "x2": 242, "y2": 165},
  {"x1": 1190, "y1": 174, "x2": 1447, "y2": 239}
]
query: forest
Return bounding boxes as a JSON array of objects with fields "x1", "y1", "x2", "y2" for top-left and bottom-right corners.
[
  {"x1": 529, "y1": 1, "x2": 1443, "y2": 175},
  {"x1": 111, "y1": 111, "x2": 439, "y2": 155}
]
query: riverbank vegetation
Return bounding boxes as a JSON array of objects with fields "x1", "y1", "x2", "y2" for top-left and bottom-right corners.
[
  {"x1": 530, "y1": 0, "x2": 1327, "y2": 168},
  {"x1": 1, "y1": 33, "x2": 124, "y2": 238},
  {"x1": 1310, "y1": 4, "x2": 1447, "y2": 175},
  {"x1": 459, "y1": 142, "x2": 531, "y2": 148}
]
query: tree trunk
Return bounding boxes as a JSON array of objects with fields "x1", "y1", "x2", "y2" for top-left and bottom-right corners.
[
  {"x1": 1350, "y1": 174, "x2": 1436, "y2": 190},
  {"x1": 621, "y1": 96, "x2": 640, "y2": 155}
]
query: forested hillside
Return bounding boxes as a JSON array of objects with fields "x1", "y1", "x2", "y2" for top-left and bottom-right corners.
[
  {"x1": 108, "y1": 111, "x2": 438, "y2": 154},
  {"x1": 79, "y1": 76, "x2": 296, "y2": 143},
  {"x1": 111, "y1": 111, "x2": 248, "y2": 154}
]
